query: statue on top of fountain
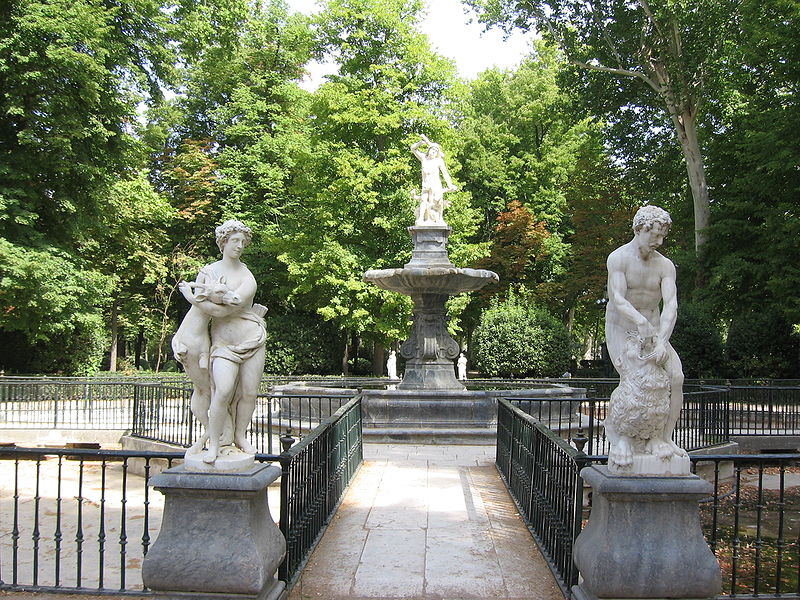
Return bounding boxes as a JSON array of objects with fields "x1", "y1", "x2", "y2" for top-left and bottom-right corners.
[
  {"x1": 411, "y1": 134, "x2": 456, "y2": 226},
  {"x1": 604, "y1": 205, "x2": 689, "y2": 476}
]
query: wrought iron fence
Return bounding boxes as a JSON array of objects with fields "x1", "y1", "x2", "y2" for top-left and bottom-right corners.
[
  {"x1": 0, "y1": 446, "x2": 187, "y2": 594},
  {"x1": 726, "y1": 386, "x2": 800, "y2": 435},
  {"x1": 496, "y1": 398, "x2": 588, "y2": 598},
  {"x1": 511, "y1": 387, "x2": 731, "y2": 455},
  {"x1": 0, "y1": 380, "x2": 142, "y2": 429},
  {"x1": 278, "y1": 395, "x2": 363, "y2": 585},
  {"x1": 499, "y1": 398, "x2": 800, "y2": 600},
  {"x1": 692, "y1": 454, "x2": 800, "y2": 599},
  {"x1": 510, "y1": 384, "x2": 800, "y2": 457},
  {"x1": 129, "y1": 384, "x2": 355, "y2": 454},
  {"x1": 0, "y1": 419, "x2": 364, "y2": 597}
]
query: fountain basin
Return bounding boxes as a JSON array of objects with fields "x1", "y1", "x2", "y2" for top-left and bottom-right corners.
[{"x1": 363, "y1": 267, "x2": 499, "y2": 294}]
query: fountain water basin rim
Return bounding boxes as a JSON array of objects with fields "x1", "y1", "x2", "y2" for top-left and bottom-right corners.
[{"x1": 363, "y1": 266, "x2": 499, "y2": 294}]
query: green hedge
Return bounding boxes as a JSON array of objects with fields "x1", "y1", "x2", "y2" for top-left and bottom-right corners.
[{"x1": 472, "y1": 292, "x2": 574, "y2": 378}]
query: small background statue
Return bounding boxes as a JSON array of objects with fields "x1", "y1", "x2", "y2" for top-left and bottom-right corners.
[
  {"x1": 411, "y1": 134, "x2": 456, "y2": 226},
  {"x1": 172, "y1": 220, "x2": 267, "y2": 468},
  {"x1": 457, "y1": 352, "x2": 468, "y2": 381},
  {"x1": 386, "y1": 349, "x2": 398, "y2": 380},
  {"x1": 604, "y1": 205, "x2": 688, "y2": 475}
]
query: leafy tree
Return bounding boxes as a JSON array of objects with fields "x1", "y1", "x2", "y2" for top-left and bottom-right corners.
[
  {"x1": 472, "y1": 290, "x2": 574, "y2": 377},
  {"x1": 263, "y1": 313, "x2": 341, "y2": 375},
  {"x1": 0, "y1": 239, "x2": 113, "y2": 373},
  {"x1": 477, "y1": 200, "x2": 559, "y2": 296},
  {"x1": 274, "y1": 0, "x2": 481, "y2": 369},
  {"x1": 0, "y1": 0, "x2": 181, "y2": 373},
  {"x1": 726, "y1": 309, "x2": 800, "y2": 379},
  {"x1": 465, "y1": 0, "x2": 742, "y2": 260},
  {"x1": 456, "y1": 44, "x2": 602, "y2": 241},
  {"x1": 702, "y1": 0, "x2": 800, "y2": 326}
]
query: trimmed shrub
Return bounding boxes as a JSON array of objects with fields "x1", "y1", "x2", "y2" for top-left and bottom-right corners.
[
  {"x1": 670, "y1": 303, "x2": 726, "y2": 378},
  {"x1": 472, "y1": 293, "x2": 573, "y2": 377}
]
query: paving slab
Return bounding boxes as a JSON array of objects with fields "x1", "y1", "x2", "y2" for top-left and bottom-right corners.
[{"x1": 289, "y1": 443, "x2": 562, "y2": 600}]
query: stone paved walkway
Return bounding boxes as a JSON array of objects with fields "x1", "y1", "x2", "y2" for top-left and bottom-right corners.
[{"x1": 288, "y1": 444, "x2": 562, "y2": 600}]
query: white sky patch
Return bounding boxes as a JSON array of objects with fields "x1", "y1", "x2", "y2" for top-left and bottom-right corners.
[{"x1": 286, "y1": 0, "x2": 535, "y2": 90}]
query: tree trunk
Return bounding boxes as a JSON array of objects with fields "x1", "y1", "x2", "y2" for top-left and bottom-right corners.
[
  {"x1": 341, "y1": 331, "x2": 350, "y2": 376},
  {"x1": 134, "y1": 326, "x2": 145, "y2": 370},
  {"x1": 109, "y1": 299, "x2": 119, "y2": 372},
  {"x1": 564, "y1": 303, "x2": 576, "y2": 332},
  {"x1": 669, "y1": 107, "x2": 710, "y2": 253},
  {"x1": 372, "y1": 341, "x2": 385, "y2": 376}
]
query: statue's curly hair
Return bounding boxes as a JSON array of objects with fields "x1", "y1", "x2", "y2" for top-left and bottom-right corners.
[
  {"x1": 215, "y1": 220, "x2": 252, "y2": 251},
  {"x1": 633, "y1": 205, "x2": 672, "y2": 233}
]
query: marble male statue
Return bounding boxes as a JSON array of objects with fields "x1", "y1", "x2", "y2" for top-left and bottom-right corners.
[
  {"x1": 604, "y1": 205, "x2": 687, "y2": 474},
  {"x1": 173, "y1": 220, "x2": 267, "y2": 466},
  {"x1": 411, "y1": 134, "x2": 456, "y2": 226}
]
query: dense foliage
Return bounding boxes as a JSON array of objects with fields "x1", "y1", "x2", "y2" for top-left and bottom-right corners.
[
  {"x1": 472, "y1": 291, "x2": 574, "y2": 377},
  {"x1": 670, "y1": 303, "x2": 726, "y2": 379},
  {"x1": 0, "y1": 0, "x2": 797, "y2": 376}
]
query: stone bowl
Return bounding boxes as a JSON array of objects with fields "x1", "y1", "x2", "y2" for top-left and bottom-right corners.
[{"x1": 363, "y1": 267, "x2": 499, "y2": 295}]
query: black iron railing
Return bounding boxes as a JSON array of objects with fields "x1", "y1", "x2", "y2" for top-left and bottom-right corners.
[
  {"x1": 496, "y1": 398, "x2": 588, "y2": 597},
  {"x1": 0, "y1": 380, "x2": 142, "y2": 429},
  {"x1": 726, "y1": 386, "x2": 800, "y2": 435},
  {"x1": 2, "y1": 441, "x2": 372, "y2": 595},
  {"x1": 691, "y1": 454, "x2": 800, "y2": 599},
  {"x1": 0, "y1": 447, "x2": 187, "y2": 593},
  {"x1": 499, "y1": 399, "x2": 800, "y2": 600},
  {"x1": 510, "y1": 384, "x2": 800, "y2": 457},
  {"x1": 278, "y1": 395, "x2": 363, "y2": 585},
  {"x1": 129, "y1": 385, "x2": 354, "y2": 454}
]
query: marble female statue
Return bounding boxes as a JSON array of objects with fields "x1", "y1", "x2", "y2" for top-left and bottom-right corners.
[
  {"x1": 172, "y1": 272, "x2": 241, "y2": 454},
  {"x1": 411, "y1": 134, "x2": 456, "y2": 226},
  {"x1": 386, "y1": 350, "x2": 398, "y2": 380},
  {"x1": 173, "y1": 220, "x2": 267, "y2": 466},
  {"x1": 604, "y1": 205, "x2": 687, "y2": 474},
  {"x1": 457, "y1": 352, "x2": 468, "y2": 381}
]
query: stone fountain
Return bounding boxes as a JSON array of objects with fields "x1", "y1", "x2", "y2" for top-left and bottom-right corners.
[
  {"x1": 355, "y1": 135, "x2": 581, "y2": 443},
  {"x1": 364, "y1": 225, "x2": 498, "y2": 390}
]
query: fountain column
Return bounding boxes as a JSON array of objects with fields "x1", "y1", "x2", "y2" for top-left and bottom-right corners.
[{"x1": 398, "y1": 226, "x2": 463, "y2": 390}]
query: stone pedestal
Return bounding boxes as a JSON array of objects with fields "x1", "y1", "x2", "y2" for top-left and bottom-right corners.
[
  {"x1": 406, "y1": 225, "x2": 454, "y2": 268},
  {"x1": 142, "y1": 463, "x2": 287, "y2": 600},
  {"x1": 572, "y1": 465, "x2": 720, "y2": 600}
]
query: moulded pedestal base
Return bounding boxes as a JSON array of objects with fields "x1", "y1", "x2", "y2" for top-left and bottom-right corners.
[
  {"x1": 573, "y1": 465, "x2": 721, "y2": 600},
  {"x1": 142, "y1": 463, "x2": 286, "y2": 600},
  {"x1": 397, "y1": 361, "x2": 465, "y2": 390}
]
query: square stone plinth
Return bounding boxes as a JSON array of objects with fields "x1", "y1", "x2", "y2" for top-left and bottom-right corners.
[{"x1": 142, "y1": 463, "x2": 286, "y2": 600}]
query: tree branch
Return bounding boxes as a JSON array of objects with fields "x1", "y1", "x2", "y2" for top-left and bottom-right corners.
[
  {"x1": 568, "y1": 58, "x2": 663, "y2": 94},
  {"x1": 637, "y1": 0, "x2": 663, "y2": 38},
  {"x1": 590, "y1": 0, "x2": 625, "y2": 67}
]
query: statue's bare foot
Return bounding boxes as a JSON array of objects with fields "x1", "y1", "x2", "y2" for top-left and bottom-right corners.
[
  {"x1": 609, "y1": 438, "x2": 633, "y2": 468},
  {"x1": 234, "y1": 434, "x2": 256, "y2": 455},
  {"x1": 202, "y1": 445, "x2": 218, "y2": 464},
  {"x1": 646, "y1": 438, "x2": 674, "y2": 460}
]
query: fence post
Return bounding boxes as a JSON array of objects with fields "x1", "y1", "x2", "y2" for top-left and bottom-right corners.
[
  {"x1": 53, "y1": 385, "x2": 59, "y2": 429},
  {"x1": 278, "y1": 453, "x2": 291, "y2": 584}
]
